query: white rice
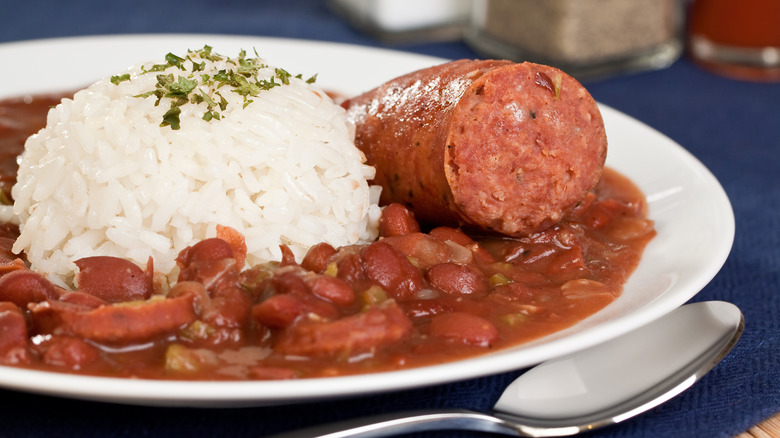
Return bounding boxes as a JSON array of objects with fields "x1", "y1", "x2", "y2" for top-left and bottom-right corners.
[{"x1": 10, "y1": 47, "x2": 381, "y2": 285}]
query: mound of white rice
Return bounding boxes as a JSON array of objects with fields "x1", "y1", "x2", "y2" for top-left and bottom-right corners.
[{"x1": 11, "y1": 46, "x2": 381, "y2": 285}]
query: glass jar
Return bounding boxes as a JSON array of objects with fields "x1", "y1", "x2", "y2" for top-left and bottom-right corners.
[
  {"x1": 329, "y1": 0, "x2": 472, "y2": 43},
  {"x1": 465, "y1": 0, "x2": 684, "y2": 80},
  {"x1": 687, "y1": 0, "x2": 780, "y2": 81}
]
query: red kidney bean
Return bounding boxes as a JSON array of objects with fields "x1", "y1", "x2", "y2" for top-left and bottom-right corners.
[
  {"x1": 308, "y1": 275, "x2": 355, "y2": 307},
  {"x1": 429, "y1": 226, "x2": 496, "y2": 264},
  {"x1": 298, "y1": 293, "x2": 340, "y2": 320},
  {"x1": 202, "y1": 285, "x2": 252, "y2": 329},
  {"x1": 382, "y1": 233, "x2": 451, "y2": 269},
  {"x1": 266, "y1": 268, "x2": 341, "y2": 319},
  {"x1": 0, "y1": 302, "x2": 30, "y2": 365},
  {"x1": 168, "y1": 281, "x2": 210, "y2": 318},
  {"x1": 301, "y1": 242, "x2": 337, "y2": 273},
  {"x1": 75, "y1": 256, "x2": 152, "y2": 303},
  {"x1": 271, "y1": 269, "x2": 310, "y2": 296},
  {"x1": 177, "y1": 238, "x2": 234, "y2": 266},
  {"x1": 361, "y1": 241, "x2": 424, "y2": 300},
  {"x1": 171, "y1": 280, "x2": 250, "y2": 347},
  {"x1": 41, "y1": 335, "x2": 100, "y2": 370},
  {"x1": 335, "y1": 252, "x2": 365, "y2": 288},
  {"x1": 252, "y1": 294, "x2": 304, "y2": 328},
  {"x1": 0, "y1": 269, "x2": 58, "y2": 306},
  {"x1": 238, "y1": 267, "x2": 273, "y2": 299},
  {"x1": 428, "y1": 226, "x2": 474, "y2": 247},
  {"x1": 428, "y1": 312, "x2": 498, "y2": 347},
  {"x1": 425, "y1": 263, "x2": 490, "y2": 297},
  {"x1": 379, "y1": 203, "x2": 421, "y2": 237},
  {"x1": 178, "y1": 258, "x2": 238, "y2": 293}
]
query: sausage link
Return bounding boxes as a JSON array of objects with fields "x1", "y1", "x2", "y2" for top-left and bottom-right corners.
[{"x1": 344, "y1": 60, "x2": 607, "y2": 236}]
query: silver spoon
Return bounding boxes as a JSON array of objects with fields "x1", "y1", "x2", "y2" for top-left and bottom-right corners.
[{"x1": 269, "y1": 300, "x2": 743, "y2": 438}]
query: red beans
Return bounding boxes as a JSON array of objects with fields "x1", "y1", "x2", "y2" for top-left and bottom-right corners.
[
  {"x1": 301, "y1": 242, "x2": 337, "y2": 273},
  {"x1": 271, "y1": 270, "x2": 310, "y2": 296},
  {"x1": 0, "y1": 302, "x2": 30, "y2": 365},
  {"x1": 75, "y1": 256, "x2": 152, "y2": 303},
  {"x1": 177, "y1": 238, "x2": 234, "y2": 265},
  {"x1": 425, "y1": 263, "x2": 490, "y2": 297},
  {"x1": 428, "y1": 312, "x2": 498, "y2": 347},
  {"x1": 361, "y1": 241, "x2": 424, "y2": 300},
  {"x1": 41, "y1": 336, "x2": 100, "y2": 370},
  {"x1": 202, "y1": 285, "x2": 252, "y2": 330},
  {"x1": 309, "y1": 276, "x2": 355, "y2": 307},
  {"x1": 429, "y1": 226, "x2": 496, "y2": 264},
  {"x1": 179, "y1": 258, "x2": 239, "y2": 292},
  {"x1": 428, "y1": 226, "x2": 474, "y2": 247},
  {"x1": 382, "y1": 233, "x2": 451, "y2": 269},
  {"x1": 335, "y1": 252, "x2": 365, "y2": 288},
  {"x1": 259, "y1": 269, "x2": 342, "y2": 326},
  {"x1": 379, "y1": 203, "x2": 421, "y2": 237},
  {"x1": 252, "y1": 294, "x2": 304, "y2": 328},
  {"x1": 0, "y1": 269, "x2": 58, "y2": 306}
]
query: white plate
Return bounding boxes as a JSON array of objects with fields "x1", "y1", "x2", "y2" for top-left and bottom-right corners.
[{"x1": 0, "y1": 34, "x2": 734, "y2": 406}]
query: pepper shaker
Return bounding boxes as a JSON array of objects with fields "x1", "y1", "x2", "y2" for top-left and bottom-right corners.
[{"x1": 465, "y1": 0, "x2": 684, "y2": 80}]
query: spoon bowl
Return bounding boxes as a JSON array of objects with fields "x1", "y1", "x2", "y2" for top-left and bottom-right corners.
[{"x1": 269, "y1": 301, "x2": 744, "y2": 437}]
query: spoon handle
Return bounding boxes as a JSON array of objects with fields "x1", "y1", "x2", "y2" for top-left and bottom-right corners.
[{"x1": 266, "y1": 409, "x2": 524, "y2": 438}]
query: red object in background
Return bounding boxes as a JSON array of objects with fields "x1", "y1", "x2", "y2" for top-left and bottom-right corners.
[{"x1": 687, "y1": 0, "x2": 780, "y2": 81}]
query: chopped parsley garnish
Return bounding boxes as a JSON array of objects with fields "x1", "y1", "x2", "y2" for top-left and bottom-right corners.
[
  {"x1": 113, "y1": 45, "x2": 318, "y2": 130},
  {"x1": 110, "y1": 74, "x2": 131, "y2": 85}
]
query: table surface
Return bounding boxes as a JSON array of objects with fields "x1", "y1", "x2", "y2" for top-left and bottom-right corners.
[{"x1": 1, "y1": 1, "x2": 778, "y2": 437}]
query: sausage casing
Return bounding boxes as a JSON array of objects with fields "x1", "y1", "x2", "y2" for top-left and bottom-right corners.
[{"x1": 344, "y1": 60, "x2": 607, "y2": 236}]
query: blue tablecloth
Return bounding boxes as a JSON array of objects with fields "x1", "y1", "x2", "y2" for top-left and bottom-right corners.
[{"x1": 1, "y1": 1, "x2": 778, "y2": 437}]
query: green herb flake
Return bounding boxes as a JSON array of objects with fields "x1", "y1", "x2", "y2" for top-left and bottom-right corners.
[
  {"x1": 113, "y1": 45, "x2": 318, "y2": 129},
  {"x1": 275, "y1": 68, "x2": 292, "y2": 85},
  {"x1": 161, "y1": 105, "x2": 182, "y2": 130},
  {"x1": 217, "y1": 92, "x2": 228, "y2": 111},
  {"x1": 110, "y1": 74, "x2": 131, "y2": 85},
  {"x1": 164, "y1": 52, "x2": 186, "y2": 69},
  {"x1": 166, "y1": 76, "x2": 198, "y2": 99}
]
